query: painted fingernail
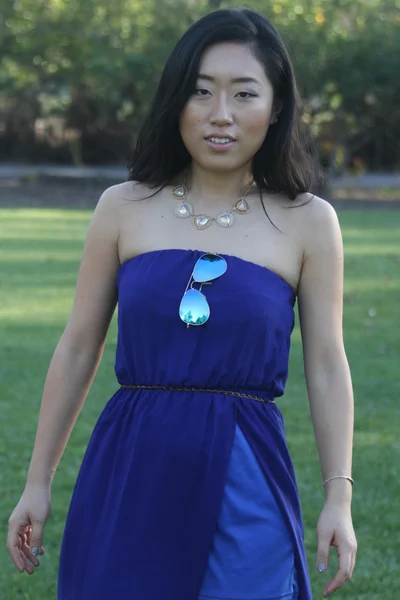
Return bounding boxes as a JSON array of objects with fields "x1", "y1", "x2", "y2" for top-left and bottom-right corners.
[
  {"x1": 31, "y1": 547, "x2": 40, "y2": 557},
  {"x1": 317, "y1": 562, "x2": 327, "y2": 572}
]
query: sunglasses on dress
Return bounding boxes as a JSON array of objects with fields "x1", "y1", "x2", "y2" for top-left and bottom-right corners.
[{"x1": 179, "y1": 253, "x2": 227, "y2": 327}]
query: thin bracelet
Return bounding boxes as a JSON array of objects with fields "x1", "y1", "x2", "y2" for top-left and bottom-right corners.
[{"x1": 323, "y1": 475, "x2": 354, "y2": 487}]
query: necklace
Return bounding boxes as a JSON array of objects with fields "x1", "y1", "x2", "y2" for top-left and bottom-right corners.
[{"x1": 171, "y1": 171, "x2": 253, "y2": 230}]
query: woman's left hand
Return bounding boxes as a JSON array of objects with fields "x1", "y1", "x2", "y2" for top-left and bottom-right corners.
[{"x1": 315, "y1": 502, "x2": 357, "y2": 597}]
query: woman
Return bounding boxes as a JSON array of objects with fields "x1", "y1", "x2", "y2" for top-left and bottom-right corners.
[{"x1": 7, "y1": 8, "x2": 357, "y2": 600}]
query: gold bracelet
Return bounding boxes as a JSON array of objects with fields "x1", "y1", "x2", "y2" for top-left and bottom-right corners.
[{"x1": 323, "y1": 475, "x2": 354, "y2": 487}]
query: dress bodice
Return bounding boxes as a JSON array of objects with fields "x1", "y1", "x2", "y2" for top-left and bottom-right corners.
[{"x1": 115, "y1": 248, "x2": 296, "y2": 400}]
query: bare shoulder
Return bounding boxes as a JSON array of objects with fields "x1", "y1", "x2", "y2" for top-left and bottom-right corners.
[
  {"x1": 293, "y1": 192, "x2": 342, "y2": 256},
  {"x1": 106, "y1": 179, "x2": 154, "y2": 198},
  {"x1": 91, "y1": 180, "x2": 155, "y2": 234},
  {"x1": 96, "y1": 180, "x2": 152, "y2": 209},
  {"x1": 296, "y1": 192, "x2": 338, "y2": 221}
]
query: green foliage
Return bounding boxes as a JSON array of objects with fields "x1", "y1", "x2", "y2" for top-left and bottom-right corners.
[{"x1": 0, "y1": 0, "x2": 399, "y2": 168}]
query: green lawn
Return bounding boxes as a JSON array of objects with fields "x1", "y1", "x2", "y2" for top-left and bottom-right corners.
[{"x1": 0, "y1": 208, "x2": 399, "y2": 599}]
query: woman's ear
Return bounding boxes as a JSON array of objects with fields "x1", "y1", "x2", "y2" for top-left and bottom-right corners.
[
  {"x1": 271, "y1": 101, "x2": 283, "y2": 124},
  {"x1": 270, "y1": 113, "x2": 279, "y2": 124}
]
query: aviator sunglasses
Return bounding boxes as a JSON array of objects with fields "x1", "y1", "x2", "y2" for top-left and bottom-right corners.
[{"x1": 179, "y1": 253, "x2": 227, "y2": 327}]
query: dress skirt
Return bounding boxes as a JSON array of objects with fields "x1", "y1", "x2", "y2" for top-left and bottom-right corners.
[
  {"x1": 198, "y1": 423, "x2": 299, "y2": 600},
  {"x1": 58, "y1": 249, "x2": 312, "y2": 599}
]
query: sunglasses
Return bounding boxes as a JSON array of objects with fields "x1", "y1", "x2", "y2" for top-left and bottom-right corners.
[{"x1": 179, "y1": 253, "x2": 227, "y2": 327}]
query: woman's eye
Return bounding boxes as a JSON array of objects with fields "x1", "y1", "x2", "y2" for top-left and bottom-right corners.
[
  {"x1": 195, "y1": 88, "x2": 211, "y2": 96},
  {"x1": 236, "y1": 91, "x2": 257, "y2": 99}
]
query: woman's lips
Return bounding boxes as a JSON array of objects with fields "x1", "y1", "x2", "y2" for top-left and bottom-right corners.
[{"x1": 204, "y1": 138, "x2": 237, "y2": 151}]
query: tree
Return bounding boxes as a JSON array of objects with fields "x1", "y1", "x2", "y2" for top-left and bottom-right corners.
[{"x1": 0, "y1": 0, "x2": 398, "y2": 170}]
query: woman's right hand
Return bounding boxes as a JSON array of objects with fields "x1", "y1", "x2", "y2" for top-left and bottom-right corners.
[{"x1": 7, "y1": 484, "x2": 51, "y2": 575}]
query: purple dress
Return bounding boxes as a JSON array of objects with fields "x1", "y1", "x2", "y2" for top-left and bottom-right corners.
[{"x1": 58, "y1": 249, "x2": 312, "y2": 600}]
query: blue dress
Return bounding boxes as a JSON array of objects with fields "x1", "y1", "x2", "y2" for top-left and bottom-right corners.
[{"x1": 58, "y1": 249, "x2": 312, "y2": 600}]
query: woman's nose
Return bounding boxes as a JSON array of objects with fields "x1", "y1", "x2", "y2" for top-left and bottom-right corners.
[{"x1": 209, "y1": 94, "x2": 233, "y2": 126}]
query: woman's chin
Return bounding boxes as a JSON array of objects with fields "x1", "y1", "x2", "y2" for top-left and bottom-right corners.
[{"x1": 193, "y1": 155, "x2": 249, "y2": 173}]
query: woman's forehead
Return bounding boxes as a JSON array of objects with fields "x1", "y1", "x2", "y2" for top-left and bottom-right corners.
[{"x1": 198, "y1": 43, "x2": 268, "y2": 84}]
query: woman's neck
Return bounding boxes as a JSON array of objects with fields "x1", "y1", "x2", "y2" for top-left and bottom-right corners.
[{"x1": 185, "y1": 163, "x2": 253, "y2": 207}]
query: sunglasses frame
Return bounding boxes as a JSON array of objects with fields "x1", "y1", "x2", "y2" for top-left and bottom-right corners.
[{"x1": 179, "y1": 253, "x2": 227, "y2": 327}]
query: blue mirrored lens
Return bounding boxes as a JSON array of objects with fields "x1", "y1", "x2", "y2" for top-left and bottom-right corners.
[
  {"x1": 179, "y1": 289, "x2": 210, "y2": 326},
  {"x1": 193, "y1": 254, "x2": 227, "y2": 283}
]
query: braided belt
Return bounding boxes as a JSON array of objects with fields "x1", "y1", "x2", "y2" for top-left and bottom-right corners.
[{"x1": 119, "y1": 384, "x2": 273, "y2": 404}]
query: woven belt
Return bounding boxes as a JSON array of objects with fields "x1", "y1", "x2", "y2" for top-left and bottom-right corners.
[{"x1": 119, "y1": 384, "x2": 273, "y2": 404}]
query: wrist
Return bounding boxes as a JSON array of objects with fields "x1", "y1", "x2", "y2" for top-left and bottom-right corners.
[
  {"x1": 26, "y1": 467, "x2": 55, "y2": 489},
  {"x1": 324, "y1": 477, "x2": 353, "y2": 506}
]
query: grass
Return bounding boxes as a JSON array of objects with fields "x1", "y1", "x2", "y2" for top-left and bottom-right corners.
[{"x1": 0, "y1": 207, "x2": 399, "y2": 599}]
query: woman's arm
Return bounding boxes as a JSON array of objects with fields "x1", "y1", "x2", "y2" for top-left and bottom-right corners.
[
  {"x1": 297, "y1": 196, "x2": 357, "y2": 598},
  {"x1": 26, "y1": 186, "x2": 122, "y2": 487},
  {"x1": 7, "y1": 185, "x2": 122, "y2": 573}
]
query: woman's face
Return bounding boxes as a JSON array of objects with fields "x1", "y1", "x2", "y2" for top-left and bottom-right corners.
[{"x1": 179, "y1": 42, "x2": 276, "y2": 174}]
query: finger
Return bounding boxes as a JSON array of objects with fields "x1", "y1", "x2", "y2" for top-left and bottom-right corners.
[
  {"x1": 316, "y1": 532, "x2": 331, "y2": 574},
  {"x1": 323, "y1": 546, "x2": 352, "y2": 597},
  {"x1": 21, "y1": 536, "x2": 40, "y2": 568},
  {"x1": 19, "y1": 532, "x2": 36, "y2": 575},
  {"x1": 7, "y1": 528, "x2": 26, "y2": 573},
  {"x1": 29, "y1": 520, "x2": 44, "y2": 559},
  {"x1": 21, "y1": 554, "x2": 35, "y2": 575},
  {"x1": 21, "y1": 553, "x2": 35, "y2": 575},
  {"x1": 25, "y1": 525, "x2": 32, "y2": 545},
  {"x1": 349, "y1": 548, "x2": 357, "y2": 579},
  {"x1": 26, "y1": 527, "x2": 45, "y2": 556},
  {"x1": 23, "y1": 528, "x2": 40, "y2": 566}
]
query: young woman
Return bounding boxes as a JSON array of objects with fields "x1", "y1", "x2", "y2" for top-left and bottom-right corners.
[{"x1": 7, "y1": 8, "x2": 357, "y2": 600}]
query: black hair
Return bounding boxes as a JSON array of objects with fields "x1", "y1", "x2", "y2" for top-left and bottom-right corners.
[{"x1": 127, "y1": 8, "x2": 321, "y2": 201}]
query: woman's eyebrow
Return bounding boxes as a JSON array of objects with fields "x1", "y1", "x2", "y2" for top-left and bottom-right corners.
[{"x1": 197, "y1": 74, "x2": 262, "y2": 86}]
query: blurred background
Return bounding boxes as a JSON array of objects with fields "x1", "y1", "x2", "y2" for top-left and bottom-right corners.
[
  {"x1": 0, "y1": 1, "x2": 399, "y2": 599},
  {"x1": 1, "y1": 0, "x2": 399, "y2": 180}
]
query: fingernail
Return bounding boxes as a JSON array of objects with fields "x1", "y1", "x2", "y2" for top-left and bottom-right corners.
[
  {"x1": 31, "y1": 547, "x2": 40, "y2": 557},
  {"x1": 317, "y1": 562, "x2": 327, "y2": 572}
]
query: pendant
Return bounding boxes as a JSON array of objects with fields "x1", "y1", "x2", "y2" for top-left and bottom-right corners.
[
  {"x1": 216, "y1": 210, "x2": 235, "y2": 227},
  {"x1": 233, "y1": 198, "x2": 250, "y2": 214},
  {"x1": 172, "y1": 185, "x2": 187, "y2": 199},
  {"x1": 194, "y1": 215, "x2": 212, "y2": 230},
  {"x1": 172, "y1": 174, "x2": 252, "y2": 229},
  {"x1": 175, "y1": 201, "x2": 194, "y2": 218}
]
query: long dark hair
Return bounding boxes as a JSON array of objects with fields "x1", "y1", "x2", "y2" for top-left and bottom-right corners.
[{"x1": 127, "y1": 8, "x2": 321, "y2": 200}]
